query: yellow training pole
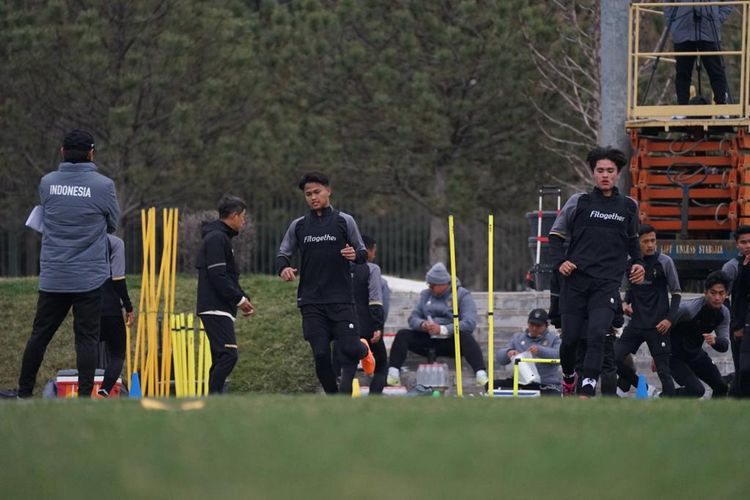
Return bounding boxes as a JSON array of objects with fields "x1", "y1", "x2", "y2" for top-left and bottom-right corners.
[
  {"x1": 174, "y1": 313, "x2": 184, "y2": 398},
  {"x1": 179, "y1": 313, "x2": 188, "y2": 398},
  {"x1": 165, "y1": 208, "x2": 179, "y2": 397},
  {"x1": 513, "y1": 361, "x2": 520, "y2": 397},
  {"x1": 197, "y1": 320, "x2": 205, "y2": 397},
  {"x1": 159, "y1": 209, "x2": 173, "y2": 397},
  {"x1": 201, "y1": 319, "x2": 211, "y2": 394},
  {"x1": 488, "y1": 214, "x2": 494, "y2": 398},
  {"x1": 147, "y1": 207, "x2": 159, "y2": 396},
  {"x1": 170, "y1": 314, "x2": 178, "y2": 397},
  {"x1": 125, "y1": 322, "x2": 131, "y2": 386},
  {"x1": 448, "y1": 215, "x2": 463, "y2": 397},
  {"x1": 187, "y1": 313, "x2": 196, "y2": 397}
]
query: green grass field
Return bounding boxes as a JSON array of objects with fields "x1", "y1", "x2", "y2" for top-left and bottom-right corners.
[{"x1": 1, "y1": 395, "x2": 748, "y2": 499}]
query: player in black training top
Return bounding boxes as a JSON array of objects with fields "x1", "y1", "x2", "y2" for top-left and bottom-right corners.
[
  {"x1": 616, "y1": 224, "x2": 681, "y2": 397},
  {"x1": 549, "y1": 146, "x2": 645, "y2": 397},
  {"x1": 276, "y1": 172, "x2": 374, "y2": 395}
]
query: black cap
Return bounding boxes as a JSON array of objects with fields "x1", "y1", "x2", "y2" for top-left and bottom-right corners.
[
  {"x1": 528, "y1": 308, "x2": 548, "y2": 325},
  {"x1": 62, "y1": 129, "x2": 95, "y2": 151}
]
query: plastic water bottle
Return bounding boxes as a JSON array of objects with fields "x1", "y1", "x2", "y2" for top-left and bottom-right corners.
[
  {"x1": 416, "y1": 364, "x2": 428, "y2": 386},
  {"x1": 437, "y1": 363, "x2": 446, "y2": 387}
]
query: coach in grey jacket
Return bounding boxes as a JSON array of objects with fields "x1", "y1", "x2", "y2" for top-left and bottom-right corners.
[
  {"x1": 18, "y1": 129, "x2": 120, "y2": 398},
  {"x1": 386, "y1": 262, "x2": 488, "y2": 387}
]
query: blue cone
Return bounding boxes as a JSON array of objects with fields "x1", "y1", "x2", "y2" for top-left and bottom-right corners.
[
  {"x1": 130, "y1": 372, "x2": 142, "y2": 399},
  {"x1": 635, "y1": 374, "x2": 648, "y2": 399}
]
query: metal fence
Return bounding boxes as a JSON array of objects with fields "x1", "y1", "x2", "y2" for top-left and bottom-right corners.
[{"x1": 1, "y1": 199, "x2": 533, "y2": 290}]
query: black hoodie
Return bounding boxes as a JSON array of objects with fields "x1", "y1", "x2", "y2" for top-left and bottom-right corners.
[{"x1": 196, "y1": 219, "x2": 248, "y2": 317}]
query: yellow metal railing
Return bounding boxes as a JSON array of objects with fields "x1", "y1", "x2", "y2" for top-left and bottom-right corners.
[{"x1": 627, "y1": 1, "x2": 750, "y2": 122}]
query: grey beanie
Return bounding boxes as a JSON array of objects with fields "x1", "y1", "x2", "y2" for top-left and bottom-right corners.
[{"x1": 426, "y1": 262, "x2": 452, "y2": 285}]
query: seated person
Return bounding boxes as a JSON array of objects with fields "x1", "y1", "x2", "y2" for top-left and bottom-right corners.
[
  {"x1": 495, "y1": 308, "x2": 561, "y2": 393},
  {"x1": 386, "y1": 262, "x2": 488, "y2": 387},
  {"x1": 670, "y1": 271, "x2": 731, "y2": 398}
]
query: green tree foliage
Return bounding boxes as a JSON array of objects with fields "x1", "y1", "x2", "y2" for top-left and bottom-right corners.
[
  {"x1": 0, "y1": 0, "x2": 265, "y2": 225},
  {"x1": 0, "y1": 0, "x2": 585, "y2": 283}
]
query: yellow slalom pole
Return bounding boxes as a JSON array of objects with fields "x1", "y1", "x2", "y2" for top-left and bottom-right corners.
[
  {"x1": 125, "y1": 322, "x2": 131, "y2": 386},
  {"x1": 170, "y1": 314, "x2": 178, "y2": 397},
  {"x1": 513, "y1": 361, "x2": 520, "y2": 397},
  {"x1": 488, "y1": 214, "x2": 494, "y2": 398},
  {"x1": 197, "y1": 320, "x2": 205, "y2": 397},
  {"x1": 180, "y1": 313, "x2": 188, "y2": 398},
  {"x1": 187, "y1": 313, "x2": 196, "y2": 397},
  {"x1": 201, "y1": 319, "x2": 211, "y2": 394},
  {"x1": 165, "y1": 208, "x2": 179, "y2": 398},
  {"x1": 448, "y1": 215, "x2": 463, "y2": 397}
]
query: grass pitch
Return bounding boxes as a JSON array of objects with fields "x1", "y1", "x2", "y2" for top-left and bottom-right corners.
[{"x1": 1, "y1": 395, "x2": 747, "y2": 500}]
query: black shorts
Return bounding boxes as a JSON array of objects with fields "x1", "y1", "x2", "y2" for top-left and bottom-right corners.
[
  {"x1": 301, "y1": 303, "x2": 359, "y2": 342},
  {"x1": 619, "y1": 325, "x2": 671, "y2": 356},
  {"x1": 560, "y1": 272, "x2": 620, "y2": 315}
]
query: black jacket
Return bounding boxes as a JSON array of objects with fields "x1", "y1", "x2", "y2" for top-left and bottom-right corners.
[{"x1": 196, "y1": 220, "x2": 248, "y2": 316}]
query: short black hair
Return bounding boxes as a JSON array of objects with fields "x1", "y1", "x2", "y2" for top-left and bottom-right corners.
[
  {"x1": 735, "y1": 225, "x2": 750, "y2": 240},
  {"x1": 218, "y1": 195, "x2": 247, "y2": 219},
  {"x1": 638, "y1": 224, "x2": 656, "y2": 237},
  {"x1": 362, "y1": 234, "x2": 376, "y2": 250},
  {"x1": 586, "y1": 146, "x2": 628, "y2": 172},
  {"x1": 704, "y1": 270, "x2": 730, "y2": 291},
  {"x1": 298, "y1": 171, "x2": 330, "y2": 190}
]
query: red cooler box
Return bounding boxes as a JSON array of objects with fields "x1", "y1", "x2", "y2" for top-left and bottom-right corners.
[{"x1": 55, "y1": 369, "x2": 122, "y2": 398}]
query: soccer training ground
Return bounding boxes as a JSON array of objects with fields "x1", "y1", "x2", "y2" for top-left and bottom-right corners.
[{"x1": 1, "y1": 395, "x2": 747, "y2": 499}]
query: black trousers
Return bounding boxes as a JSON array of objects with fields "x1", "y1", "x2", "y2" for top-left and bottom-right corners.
[
  {"x1": 560, "y1": 273, "x2": 619, "y2": 383},
  {"x1": 302, "y1": 304, "x2": 366, "y2": 395},
  {"x1": 366, "y1": 337, "x2": 388, "y2": 394},
  {"x1": 575, "y1": 333, "x2": 617, "y2": 395},
  {"x1": 674, "y1": 41, "x2": 728, "y2": 105},
  {"x1": 738, "y1": 330, "x2": 750, "y2": 398},
  {"x1": 671, "y1": 351, "x2": 727, "y2": 398},
  {"x1": 18, "y1": 288, "x2": 102, "y2": 398},
  {"x1": 388, "y1": 329, "x2": 486, "y2": 373},
  {"x1": 615, "y1": 326, "x2": 675, "y2": 397},
  {"x1": 332, "y1": 335, "x2": 388, "y2": 394},
  {"x1": 729, "y1": 333, "x2": 742, "y2": 396},
  {"x1": 199, "y1": 314, "x2": 238, "y2": 395},
  {"x1": 99, "y1": 315, "x2": 126, "y2": 393}
]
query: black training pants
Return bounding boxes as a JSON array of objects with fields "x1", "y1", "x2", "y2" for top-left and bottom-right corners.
[
  {"x1": 671, "y1": 351, "x2": 727, "y2": 398},
  {"x1": 615, "y1": 326, "x2": 675, "y2": 397},
  {"x1": 302, "y1": 304, "x2": 366, "y2": 395},
  {"x1": 367, "y1": 337, "x2": 388, "y2": 394},
  {"x1": 199, "y1": 314, "x2": 238, "y2": 394},
  {"x1": 388, "y1": 329, "x2": 486, "y2": 373},
  {"x1": 738, "y1": 329, "x2": 750, "y2": 397},
  {"x1": 674, "y1": 41, "x2": 728, "y2": 105},
  {"x1": 575, "y1": 332, "x2": 618, "y2": 395},
  {"x1": 18, "y1": 288, "x2": 102, "y2": 398},
  {"x1": 99, "y1": 315, "x2": 126, "y2": 393}
]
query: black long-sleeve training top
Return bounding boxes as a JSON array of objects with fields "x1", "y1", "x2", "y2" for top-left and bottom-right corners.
[
  {"x1": 276, "y1": 206, "x2": 366, "y2": 306},
  {"x1": 549, "y1": 187, "x2": 642, "y2": 283},
  {"x1": 624, "y1": 252, "x2": 682, "y2": 329}
]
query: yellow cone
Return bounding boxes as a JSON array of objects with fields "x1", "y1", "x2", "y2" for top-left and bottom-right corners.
[{"x1": 352, "y1": 378, "x2": 361, "y2": 398}]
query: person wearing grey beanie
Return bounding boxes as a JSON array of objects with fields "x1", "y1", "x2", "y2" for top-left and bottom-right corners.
[{"x1": 386, "y1": 262, "x2": 488, "y2": 388}]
